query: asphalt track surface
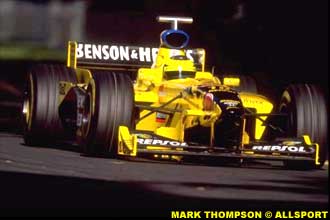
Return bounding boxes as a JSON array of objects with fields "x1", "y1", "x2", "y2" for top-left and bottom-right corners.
[{"x1": 0, "y1": 132, "x2": 328, "y2": 218}]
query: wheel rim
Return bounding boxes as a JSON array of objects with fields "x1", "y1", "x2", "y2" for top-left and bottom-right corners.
[
  {"x1": 22, "y1": 94, "x2": 30, "y2": 125},
  {"x1": 23, "y1": 74, "x2": 33, "y2": 130},
  {"x1": 81, "y1": 93, "x2": 92, "y2": 138}
]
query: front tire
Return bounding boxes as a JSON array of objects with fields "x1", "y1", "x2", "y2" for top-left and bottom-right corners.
[
  {"x1": 23, "y1": 64, "x2": 77, "y2": 145},
  {"x1": 279, "y1": 84, "x2": 328, "y2": 169},
  {"x1": 78, "y1": 71, "x2": 134, "y2": 156}
]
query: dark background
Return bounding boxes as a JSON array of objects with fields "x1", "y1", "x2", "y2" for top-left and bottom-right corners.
[
  {"x1": 86, "y1": 0, "x2": 328, "y2": 88},
  {"x1": 0, "y1": 0, "x2": 328, "y2": 130}
]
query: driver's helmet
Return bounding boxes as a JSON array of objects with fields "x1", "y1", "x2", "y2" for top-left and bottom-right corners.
[{"x1": 163, "y1": 51, "x2": 196, "y2": 80}]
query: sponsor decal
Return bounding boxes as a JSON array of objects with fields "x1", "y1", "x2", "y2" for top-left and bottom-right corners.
[
  {"x1": 156, "y1": 112, "x2": 167, "y2": 123},
  {"x1": 137, "y1": 138, "x2": 187, "y2": 147},
  {"x1": 135, "y1": 133, "x2": 153, "y2": 139},
  {"x1": 282, "y1": 140, "x2": 302, "y2": 145},
  {"x1": 241, "y1": 97, "x2": 264, "y2": 105},
  {"x1": 76, "y1": 43, "x2": 158, "y2": 63},
  {"x1": 252, "y1": 145, "x2": 313, "y2": 153},
  {"x1": 75, "y1": 43, "x2": 202, "y2": 66},
  {"x1": 220, "y1": 99, "x2": 240, "y2": 107}
]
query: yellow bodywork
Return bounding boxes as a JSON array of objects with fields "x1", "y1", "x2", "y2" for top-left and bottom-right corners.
[
  {"x1": 239, "y1": 93, "x2": 273, "y2": 139},
  {"x1": 118, "y1": 126, "x2": 137, "y2": 156},
  {"x1": 133, "y1": 47, "x2": 272, "y2": 139},
  {"x1": 303, "y1": 135, "x2": 320, "y2": 165},
  {"x1": 66, "y1": 41, "x2": 275, "y2": 156},
  {"x1": 64, "y1": 38, "x2": 318, "y2": 166}
]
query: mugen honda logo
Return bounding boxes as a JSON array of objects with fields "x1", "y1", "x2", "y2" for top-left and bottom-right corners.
[
  {"x1": 137, "y1": 138, "x2": 187, "y2": 147},
  {"x1": 252, "y1": 145, "x2": 311, "y2": 153}
]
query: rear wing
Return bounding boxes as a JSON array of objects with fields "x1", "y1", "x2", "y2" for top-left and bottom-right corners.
[{"x1": 67, "y1": 41, "x2": 206, "y2": 71}]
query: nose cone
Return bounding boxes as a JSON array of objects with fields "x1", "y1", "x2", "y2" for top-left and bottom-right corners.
[{"x1": 211, "y1": 90, "x2": 244, "y2": 117}]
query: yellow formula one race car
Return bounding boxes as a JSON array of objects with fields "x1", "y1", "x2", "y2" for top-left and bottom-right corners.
[{"x1": 23, "y1": 16, "x2": 328, "y2": 169}]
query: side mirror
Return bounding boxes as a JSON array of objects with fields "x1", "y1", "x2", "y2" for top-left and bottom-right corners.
[
  {"x1": 186, "y1": 48, "x2": 205, "y2": 71},
  {"x1": 223, "y1": 77, "x2": 240, "y2": 87}
]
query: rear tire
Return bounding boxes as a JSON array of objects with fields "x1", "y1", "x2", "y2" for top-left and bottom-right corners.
[
  {"x1": 78, "y1": 71, "x2": 134, "y2": 156},
  {"x1": 279, "y1": 84, "x2": 328, "y2": 169},
  {"x1": 23, "y1": 64, "x2": 77, "y2": 145},
  {"x1": 222, "y1": 74, "x2": 257, "y2": 93}
]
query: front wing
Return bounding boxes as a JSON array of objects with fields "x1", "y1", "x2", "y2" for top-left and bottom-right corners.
[{"x1": 118, "y1": 126, "x2": 320, "y2": 165}]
